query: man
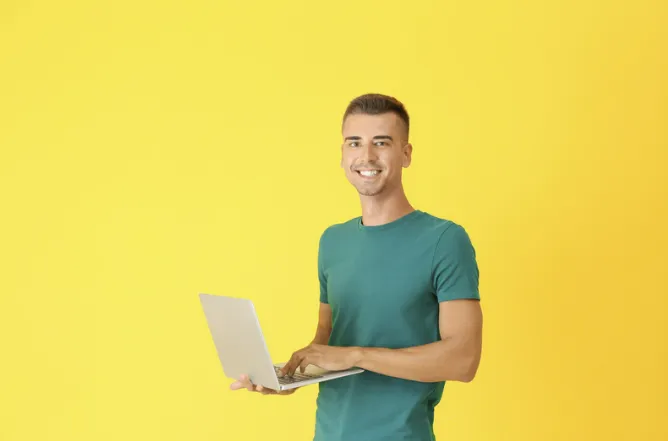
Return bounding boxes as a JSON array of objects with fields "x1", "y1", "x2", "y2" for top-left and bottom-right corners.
[{"x1": 231, "y1": 93, "x2": 483, "y2": 441}]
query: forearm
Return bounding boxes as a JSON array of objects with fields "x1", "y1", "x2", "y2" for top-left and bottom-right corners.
[
  {"x1": 311, "y1": 325, "x2": 332, "y2": 345},
  {"x1": 351, "y1": 337, "x2": 480, "y2": 383}
]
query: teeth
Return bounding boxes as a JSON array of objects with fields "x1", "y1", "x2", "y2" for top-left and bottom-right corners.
[{"x1": 359, "y1": 170, "x2": 379, "y2": 177}]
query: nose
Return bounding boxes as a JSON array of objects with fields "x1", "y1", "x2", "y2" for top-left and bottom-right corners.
[{"x1": 359, "y1": 141, "x2": 378, "y2": 163}]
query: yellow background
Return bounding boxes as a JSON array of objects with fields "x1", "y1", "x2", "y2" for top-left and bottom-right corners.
[{"x1": 1, "y1": 1, "x2": 666, "y2": 440}]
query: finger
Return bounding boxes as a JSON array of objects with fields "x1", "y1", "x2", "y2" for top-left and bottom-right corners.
[
  {"x1": 285, "y1": 356, "x2": 304, "y2": 377},
  {"x1": 281, "y1": 355, "x2": 300, "y2": 377},
  {"x1": 279, "y1": 364, "x2": 291, "y2": 377},
  {"x1": 298, "y1": 358, "x2": 311, "y2": 374},
  {"x1": 231, "y1": 375, "x2": 250, "y2": 391},
  {"x1": 239, "y1": 374, "x2": 254, "y2": 392}
]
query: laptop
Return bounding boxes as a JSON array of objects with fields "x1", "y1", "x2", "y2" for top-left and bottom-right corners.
[{"x1": 198, "y1": 293, "x2": 364, "y2": 391}]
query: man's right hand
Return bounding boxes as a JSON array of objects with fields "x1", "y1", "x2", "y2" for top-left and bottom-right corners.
[{"x1": 230, "y1": 374, "x2": 297, "y2": 395}]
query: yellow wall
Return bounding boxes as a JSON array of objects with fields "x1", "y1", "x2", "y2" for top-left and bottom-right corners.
[{"x1": 1, "y1": 1, "x2": 666, "y2": 440}]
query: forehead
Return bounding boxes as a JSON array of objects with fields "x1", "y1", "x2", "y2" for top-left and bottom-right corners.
[{"x1": 342, "y1": 113, "x2": 404, "y2": 138}]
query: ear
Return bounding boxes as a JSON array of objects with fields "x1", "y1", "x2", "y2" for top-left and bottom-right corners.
[{"x1": 402, "y1": 143, "x2": 413, "y2": 168}]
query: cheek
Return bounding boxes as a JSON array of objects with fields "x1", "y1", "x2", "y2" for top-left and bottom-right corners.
[{"x1": 383, "y1": 155, "x2": 402, "y2": 170}]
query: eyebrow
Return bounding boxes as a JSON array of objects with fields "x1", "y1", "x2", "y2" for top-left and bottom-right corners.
[{"x1": 344, "y1": 135, "x2": 394, "y2": 141}]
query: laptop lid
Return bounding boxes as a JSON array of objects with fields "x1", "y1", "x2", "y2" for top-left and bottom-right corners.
[{"x1": 199, "y1": 293, "x2": 280, "y2": 390}]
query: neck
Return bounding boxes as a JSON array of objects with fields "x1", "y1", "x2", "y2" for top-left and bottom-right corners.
[{"x1": 359, "y1": 186, "x2": 415, "y2": 227}]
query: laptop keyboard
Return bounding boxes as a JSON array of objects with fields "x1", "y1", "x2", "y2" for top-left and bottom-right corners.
[{"x1": 274, "y1": 366, "x2": 323, "y2": 384}]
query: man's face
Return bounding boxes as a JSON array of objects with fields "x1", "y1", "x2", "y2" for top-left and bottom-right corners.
[{"x1": 341, "y1": 112, "x2": 412, "y2": 197}]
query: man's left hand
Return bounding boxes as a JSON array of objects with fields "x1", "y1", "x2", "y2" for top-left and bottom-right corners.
[{"x1": 279, "y1": 344, "x2": 360, "y2": 377}]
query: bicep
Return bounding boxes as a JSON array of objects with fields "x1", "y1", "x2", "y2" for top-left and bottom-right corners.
[
  {"x1": 438, "y1": 299, "x2": 483, "y2": 345},
  {"x1": 433, "y1": 224, "x2": 480, "y2": 303}
]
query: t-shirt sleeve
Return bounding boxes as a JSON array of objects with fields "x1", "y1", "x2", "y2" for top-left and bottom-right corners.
[
  {"x1": 432, "y1": 223, "x2": 480, "y2": 302},
  {"x1": 318, "y1": 228, "x2": 330, "y2": 304}
]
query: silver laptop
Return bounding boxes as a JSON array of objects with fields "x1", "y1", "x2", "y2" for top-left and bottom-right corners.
[{"x1": 198, "y1": 293, "x2": 364, "y2": 391}]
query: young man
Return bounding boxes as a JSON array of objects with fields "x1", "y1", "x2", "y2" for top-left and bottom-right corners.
[{"x1": 231, "y1": 94, "x2": 483, "y2": 441}]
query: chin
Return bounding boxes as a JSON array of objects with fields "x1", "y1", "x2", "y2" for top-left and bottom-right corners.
[
  {"x1": 346, "y1": 175, "x2": 387, "y2": 197},
  {"x1": 357, "y1": 186, "x2": 385, "y2": 197}
]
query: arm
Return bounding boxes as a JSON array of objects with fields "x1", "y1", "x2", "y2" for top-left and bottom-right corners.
[
  {"x1": 281, "y1": 299, "x2": 483, "y2": 382},
  {"x1": 311, "y1": 302, "x2": 332, "y2": 345},
  {"x1": 282, "y1": 223, "x2": 483, "y2": 383},
  {"x1": 277, "y1": 303, "x2": 332, "y2": 377},
  {"x1": 352, "y1": 299, "x2": 482, "y2": 382},
  {"x1": 313, "y1": 228, "x2": 333, "y2": 345},
  {"x1": 354, "y1": 225, "x2": 482, "y2": 382}
]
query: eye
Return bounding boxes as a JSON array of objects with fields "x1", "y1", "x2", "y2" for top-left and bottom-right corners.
[
  {"x1": 374, "y1": 141, "x2": 387, "y2": 146},
  {"x1": 349, "y1": 141, "x2": 359, "y2": 147}
]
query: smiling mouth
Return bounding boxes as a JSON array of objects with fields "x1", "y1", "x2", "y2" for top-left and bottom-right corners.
[{"x1": 356, "y1": 170, "x2": 381, "y2": 178}]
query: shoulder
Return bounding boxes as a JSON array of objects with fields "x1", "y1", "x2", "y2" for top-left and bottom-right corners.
[
  {"x1": 418, "y1": 212, "x2": 476, "y2": 254},
  {"x1": 418, "y1": 211, "x2": 470, "y2": 239},
  {"x1": 318, "y1": 216, "x2": 360, "y2": 244}
]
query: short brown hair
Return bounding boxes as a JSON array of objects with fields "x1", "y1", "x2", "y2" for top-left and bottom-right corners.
[{"x1": 342, "y1": 93, "x2": 410, "y2": 138}]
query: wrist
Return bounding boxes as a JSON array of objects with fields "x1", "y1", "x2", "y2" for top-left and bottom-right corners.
[{"x1": 348, "y1": 346, "x2": 364, "y2": 367}]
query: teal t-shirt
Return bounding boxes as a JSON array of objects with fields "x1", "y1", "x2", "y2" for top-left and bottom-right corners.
[{"x1": 314, "y1": 209, "x2": 480, "y2": 441}]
